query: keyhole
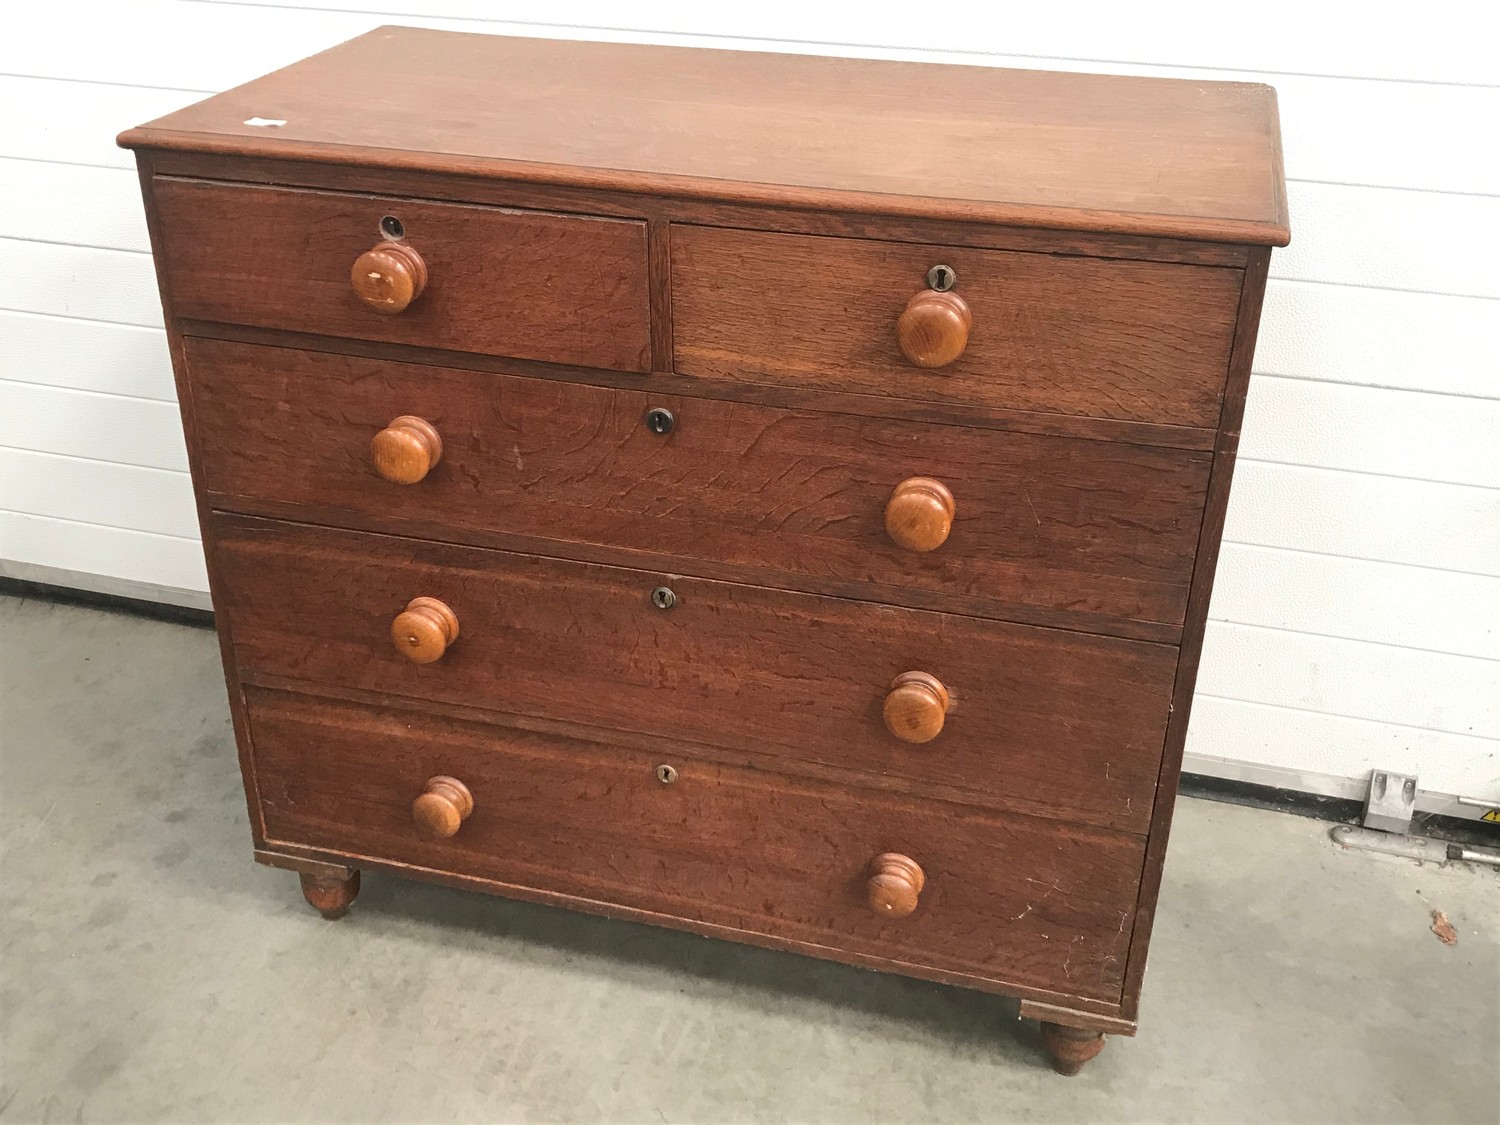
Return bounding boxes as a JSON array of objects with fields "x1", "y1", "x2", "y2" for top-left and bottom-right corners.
[
  {"x1": 655, "y1": 764, "x2": 679, "y2": 785},
  {"x1": 926, "y1": 264, "x2": 956, "y2": 292},
  {"x1": 650, "y1": 586, "x2": 677, "y2": 610},
  {"x1": 645, "y1": 407, "x2": 675, "y2": 435},
  {"x1": 380, "y1": 215, "x2": 405, "y2": 239}
]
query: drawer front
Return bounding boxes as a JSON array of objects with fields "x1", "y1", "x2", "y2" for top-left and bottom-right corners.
[
  {"x1": 188, "y1": 338, "x2": 1209, "y2": 629},
  {"x1": 248, "y1": 688, "x2": 1145, "y2": 1004},
  {"x1": 672, "y1": 226, "x2": 1241, "y2": 427},
  {"x1": 216, "y1": 518, "x2": 1174, "y2": 833},
  {"x1": 152, "y1": 178, "x2": 651, "y2": 372}
]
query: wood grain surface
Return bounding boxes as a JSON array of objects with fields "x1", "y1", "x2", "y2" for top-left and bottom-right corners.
[
  {"x1": 152, "y1": 177, "x2": 651, "y2": 371},
  {"x1": 119, "y1": 28, "x2": 1289, "y2": 245},
  {"x1": 186, "y1": 338, "x2": 1210, "y2": 630},
  {"x1": 673, "y1": 226, "x2": 1241, "y2": 427},
  {"x1": 247, "y1": 686, "x2": 1146, "y2": 1003},
  {"x1": 147, "y1": 150, "x2": 1255, "y2": 270},
  {"x1": 215, "y1": 516, "x2": 1176, "y2": 834}
]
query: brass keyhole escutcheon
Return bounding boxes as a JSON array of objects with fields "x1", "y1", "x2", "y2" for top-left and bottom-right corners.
[
  {"x1": 655, "y1": 764, "x2": 679, "y2": 785},
  {"x1": 926, "y1": 263, "x2": 957, "y2": 292},
  {"x1": 650, "y1": 586, "x2": 677, "y2": 610}
]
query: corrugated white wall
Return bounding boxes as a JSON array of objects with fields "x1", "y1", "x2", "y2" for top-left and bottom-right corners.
[{"x1": 4, "y1": 1, "x2": 1497, "y2": 801}]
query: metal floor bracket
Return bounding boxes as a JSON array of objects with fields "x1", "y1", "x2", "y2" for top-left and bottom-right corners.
[{"x1": 1363, "y1": 771, "x2": 1417, "y2": 833}]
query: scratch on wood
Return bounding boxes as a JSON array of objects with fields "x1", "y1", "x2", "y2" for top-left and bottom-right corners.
[
  {"x1": 1014, "y1": 877, "x2": 1062, "y2": 920},
  {"x1": 1020, "y1": 484, "x2": 1041, "y2": 524}
]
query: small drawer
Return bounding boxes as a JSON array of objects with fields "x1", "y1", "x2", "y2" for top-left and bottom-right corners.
[
  {"x1": 152, "y1": 178, "x2": 651, "y2": 372},
  {"x1": 248, "y1": 688, "x2": 1146, "y2": 1004},
  {"x1": 672, "y1": 226, "x2": 1242, "y2": 427},
  {"x1": 187, "y1": 338, "x2": 1210, "y2": 630},
  {"x1": 216, "y1": 517, "x2": 1176, "y2": 834}
]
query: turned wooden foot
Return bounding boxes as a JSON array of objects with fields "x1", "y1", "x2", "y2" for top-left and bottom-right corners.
[
  {"x1": 299, "y1": 870, "x2": 360, "y2": 919},
  {"x1": 1040, "y1": 1022, "x2": 1105, "y2": 1075}
]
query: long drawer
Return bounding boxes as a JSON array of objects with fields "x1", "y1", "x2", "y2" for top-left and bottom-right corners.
[
  {"x1": 672, "y1": 225, "x2": 1242, "y2": 427},
  {"x1": 186, "y1": 338, "x2": 1209, "y2": 631},
  {"x1": 152, "y1": 179, "x2": 652, "y2": 371},
  {"x1": 216, "y1": 516, "x2": 1175, "y2": 834},
  {"x1": 247, "y1": 687, "x2": 1145, "y2": 1004}
]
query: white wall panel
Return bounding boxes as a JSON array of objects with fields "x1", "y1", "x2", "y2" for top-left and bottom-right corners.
[
  {"x1": 1185, "y1": 697, "x2": 1499, "y2": 797},
  {"x1": 1198, "y1": 622, "x2": 1499, "y2": 739},
  {"x1": 0, "y1": 382, "x2": 188, "y2": 471},
  {"x1": 1211, "y1": 544, "x2": 1500, "y2": 660},
  {"x1": 2, "y1": 2, "x2": 375, "y2": 91},
  {"x1": 1226, "y1": 462, "x2": 1500, "y2": 576},
  {"x1": 0, "y1": 511, "x2": 208, "y2": 593},
  {"x1": 0, "y1": 159, "x2": 149, "y2": 253},
  {"x1": 0, "y1": 239, "x2": 164, "y2": 328},
  {"x1": 1239, "y1": 376, "x2": 1500, "y2": 488},
  {"x1": 1267, "y1": 75, "x2": 1499, "y2": 197},
  {"x1": 1256, "y1": 281, "x2": 1498, "y2": 397},
  {"x1": 0, "y1": 76, "x2": 194, "y2": 169},
  {"x1": 1273, "y1": 182, "x2": 1500, "y2": 299},
  {"x1": 0, "y1": 449, "x2": 198, "y2": 539},
  {"x1": 0, "y1": 313, "x2": 175, "y2": 402}
]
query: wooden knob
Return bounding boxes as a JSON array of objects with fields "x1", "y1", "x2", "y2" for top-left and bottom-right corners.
[
  {"x1": 351, "y1": 241, "x2": 427, "y2": 314},
  {"x1": 371, "y1": 416, "x2": 442, "y2": 484},
  {"x1": 883, "y1": 671, "x2": 950, "y2": 744},
  {"x1": 867, "y1": 853, "x2": 925, "y2": 918},
  {"x1": 885, "y1": 477, "x2": 955, "y2": 552},
  {"x1": 390, "y1": 597, "x2": 459, "y2": 664},
  {"x1": 897, "y1": 289, "x2": 971, "y2": 368},
  {"x1": 412, "y1": 775, "x2": 473, "y2": 839}
]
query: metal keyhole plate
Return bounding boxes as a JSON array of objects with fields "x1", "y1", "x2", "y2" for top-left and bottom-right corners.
[
  {"x1": 655, "y1": 764, "x2": 679, "y2": 785},
  {"x1": 379, "y1": 215, "x2": 405, "y2": 239},
  {"x1": 645, "y1": 407, "x2": 675, "y2": 435},
  {"x1": 650, "y1": 586, "x2": 677, "y2": 610},
  {"x1": 926, "y1": 264, "x2": 957, "y2": 292}
]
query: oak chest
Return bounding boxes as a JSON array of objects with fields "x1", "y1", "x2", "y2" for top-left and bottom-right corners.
[{"x1": 121, "y1": 28, "x2": 1288, "y2": 1075}]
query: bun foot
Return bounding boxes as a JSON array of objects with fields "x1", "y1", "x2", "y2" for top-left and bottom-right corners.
[
  {"x1": 299, "y1": 870, "x2": 361, "y2": 919},
  {"x1": 1040, "y1": 1022, "x2": 1105, "y2": 1075}
]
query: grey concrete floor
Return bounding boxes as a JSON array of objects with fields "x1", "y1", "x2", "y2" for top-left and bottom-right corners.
[{"x1": 1, "y1": 593, "x2": 1495, "y2": 1124}]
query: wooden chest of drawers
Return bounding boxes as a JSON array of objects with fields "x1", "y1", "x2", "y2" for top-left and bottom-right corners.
[{"x1": 121, "y1": 28, "x2": 1287, "y2": 1075}]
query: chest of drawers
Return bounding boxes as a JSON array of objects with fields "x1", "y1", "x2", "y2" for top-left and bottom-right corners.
[{"x1": 120, "y1": 28, "x2": 1288, "y2": 1075}]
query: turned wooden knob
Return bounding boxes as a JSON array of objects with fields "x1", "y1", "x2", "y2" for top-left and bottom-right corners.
[
  {"x1": 883, "y1": 671, "x2": 950, "y2": 744},
  {"x1": 351, "y1": 240, "x2": 427, "y2": 314},
  {"x1": 897, "y1": 289, "x2": 971, "y2": 368},
  {"x1": 867, "y1": 853, "x2": 925, "y2": 918},
  {"x1": 885, "y1": 477, "x2": 955, "y2": 552},
  {"x1": 412, "y1": 775, "x2": 474, "y2": 839},
  {"x1": 390, "y1": 596, "x2": 459, "y2": 664},
  {"x1": 371, "y1": 416, "x2": 442, "y2": 484}
]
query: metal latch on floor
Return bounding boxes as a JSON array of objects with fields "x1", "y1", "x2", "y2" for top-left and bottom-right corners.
[{"x1": 1329, "y1": 770, "x2": 1500, "y2": 867}]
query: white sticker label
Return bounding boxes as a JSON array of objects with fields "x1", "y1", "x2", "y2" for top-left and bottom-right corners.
[{"x1": 243, "y1": 117, "x2": 287, "y2": 128}]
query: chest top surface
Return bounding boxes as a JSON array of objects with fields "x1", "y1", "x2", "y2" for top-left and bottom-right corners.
[{"x1": 119, "y1": 27, "x2": 1288, "y2": 246}]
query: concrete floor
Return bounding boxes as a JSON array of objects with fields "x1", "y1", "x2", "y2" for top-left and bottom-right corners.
[{"x1": 1, "y1": 594, "x2": 1495, "y2": 1124}]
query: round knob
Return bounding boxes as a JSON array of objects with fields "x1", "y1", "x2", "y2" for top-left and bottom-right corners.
[
  {"x1": 412, "y1": 775, "x2": 473, "y2": 839},
  {"x1": 371, "y1": 416, "x2": 443, "y2": 484},
  {"x1": 896, "y1": 289, "x2": 971, "y2": 368},
  {"x1": 351, "y1": 241, "x2": 428, "y2": 314},
  {"x1": 883, "y1": 671, "x2": 950, "y2": 744},
  {"x1": 867, "y1": 853, "x2": 925, "y2": 918},
  {"x1": 390, "y1": 596, "x2": 459, "y2": 664},
  {"x1": 885, "y1": 477, "x2": 956, "y2": 552}
]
